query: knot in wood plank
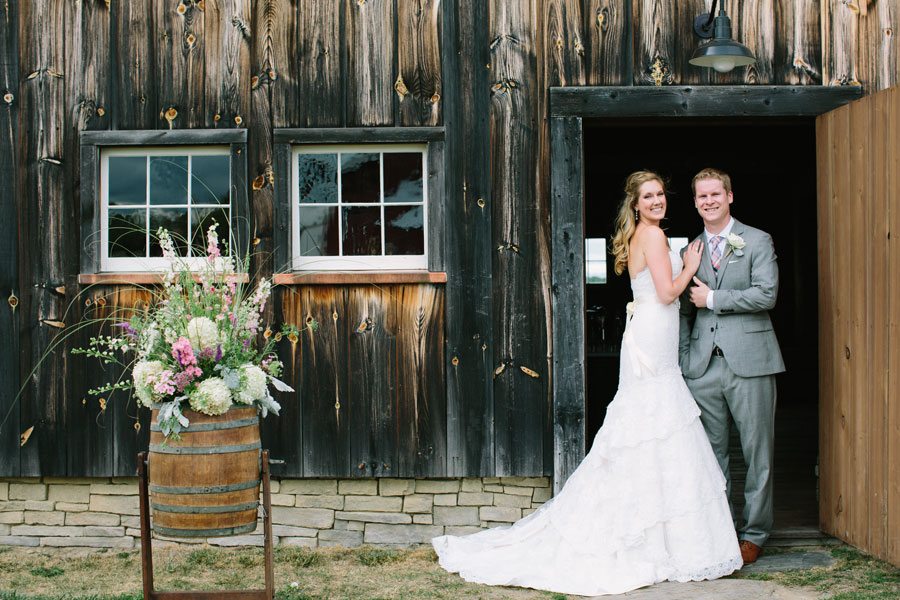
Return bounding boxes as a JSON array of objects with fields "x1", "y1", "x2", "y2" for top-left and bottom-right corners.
[{"x1": 3, "y1": 92, "x2": 13, "y2": 105}]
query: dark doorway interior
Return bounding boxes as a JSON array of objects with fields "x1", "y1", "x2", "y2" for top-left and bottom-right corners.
[{"x1": 582, "y1": 119, "x2": 819, "y2": 532}]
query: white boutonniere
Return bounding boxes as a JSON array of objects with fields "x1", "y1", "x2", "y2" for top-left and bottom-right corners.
[{"x1": 726, "y1": 233, "x2": 745, "y2": 257}]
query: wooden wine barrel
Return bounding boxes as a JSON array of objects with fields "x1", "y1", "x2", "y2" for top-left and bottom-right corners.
[{"x1": 148, "y1": 406, "x2": 261, "y2": 538}]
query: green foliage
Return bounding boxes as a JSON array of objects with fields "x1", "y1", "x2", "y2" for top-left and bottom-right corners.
[
  {"x1": 275, "y1": 547, "x2": 322, "y2": 569},
  {"x1": 354, "y1": 546, "x2": 401, "y2": 567},
  {"x1": 28, "y1": 566, "x2": 64, "y2": 578}
]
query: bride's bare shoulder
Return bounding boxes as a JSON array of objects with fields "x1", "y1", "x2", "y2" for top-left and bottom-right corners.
[{"x1": 635, "y1": 225, "x2": 667, "y2": 246}]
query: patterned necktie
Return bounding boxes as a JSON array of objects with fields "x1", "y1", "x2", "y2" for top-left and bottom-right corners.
[{"x1": 710, "y1": 235, "x2": 724, "y2": 271}]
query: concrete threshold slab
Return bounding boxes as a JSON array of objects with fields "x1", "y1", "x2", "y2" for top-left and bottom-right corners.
[{"x1": 604, "y1": 579, "x2": 817, "y2": 599}]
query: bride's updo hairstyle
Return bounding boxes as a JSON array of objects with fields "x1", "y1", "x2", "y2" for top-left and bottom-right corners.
[{"x1": 611, "y1": 170, "x2": 665, "y2": 276}]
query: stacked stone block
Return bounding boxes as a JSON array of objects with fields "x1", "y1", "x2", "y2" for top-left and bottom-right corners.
[{"x1": 0, "y1": 476, "x2": 551, "y2": 549}]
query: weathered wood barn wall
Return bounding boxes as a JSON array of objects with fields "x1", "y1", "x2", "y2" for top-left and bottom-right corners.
[{"x1": 0, "y1": 0, "x2": 898, "y2": 557}]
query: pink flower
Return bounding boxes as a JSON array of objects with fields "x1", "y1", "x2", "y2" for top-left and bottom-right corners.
[
  {"x1": 172, "y1": 337, "x2": 198, "y2": 367},
  {"x1": 153, "y1": 370, "x2": 176, "y2": 396}
]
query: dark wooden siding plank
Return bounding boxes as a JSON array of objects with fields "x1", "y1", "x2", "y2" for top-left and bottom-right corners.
[
  {"x1": 737, "y1": 0, "x2": 774, "y2": 84},
  {"x1": 346, "y1": 286, "x2": 397, "y2": 478},
  {"x1": 66, "y1": 0, "x2": 113, "y2": 475},
  {"x1": 108, "y1": 288, "x2": 151, "y2": 476},
  {"x1": 860, "y1": 0, "x2": 898, "y2": 93},
  {"x1": 583, "y1": 0, "x2": 631, "y2": 85},
  {"x1": 0, "y1": 0, "x2": 20, "y2": 476},
  {"x1": 392, "y1": 285, "x2": 446, "y2": 477},
  {"x1": 155, "y1": 0, "x2": 206, "y2": 129},
  {"x1": 442, "y1": 0, "x2": 495, "y2": 477},
  {"x1": 490, "y1": 0, "x2": 546, "y2": 476},
  {"x1": 774, "y1": 0, "x2": 822, "y2": 84},
  {"x1": 426, "y1": 140, "x2": 445, "y2": 272},
  {"x1": 112, "y1": 0, "x2": 156, "y2": 129},
  {"x1": 345, "y1": 0, "x2": 394, "y2": 126},
  {"x1": 18, "y1": 0, "x2": 68, "y2": 476},
  {"x1": 549, "y1": 116, "x2": 585, "y2": 493},
  {"x1": 203, "y1": 0, "x2": 252, "y2": 129},
  {"x1": 397, "y1": 0, "x2": 441, "y2": 126},
  {"x1": 264, "y1": 286, "x2": 303, "y2": 476},
  {"x1": 823, "y1": 0, "x2": 861, "y2": 86},
  {"x1": 294, "y1": 287, "x2": 351, "y2": 477},
  {"x1": 632, "y1": 0, "x2": 677, "y2": 85},
  {"x1": 545, "y1": 0, "x2": 587, "y2": 87},
  {"x1": 295, "y1": 0, "x2": 341, "y2": 127}
]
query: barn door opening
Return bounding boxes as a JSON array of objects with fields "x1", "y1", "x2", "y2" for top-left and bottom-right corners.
[{"x1": 581, "y1": 118, "x2": 820, "y2": 536}]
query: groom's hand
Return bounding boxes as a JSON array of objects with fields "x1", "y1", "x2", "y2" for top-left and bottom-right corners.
[{"x1": 690, "y1": 276, "x2": 711, "y2": 308}]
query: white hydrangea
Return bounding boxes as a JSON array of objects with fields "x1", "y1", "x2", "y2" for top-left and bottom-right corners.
[
  {"x1": 236, "y1": 364, "x2": 268, "y2": 405},
  {"x1": 189, "y1": 377, "x2": 233, "y2": 415},
  {"x1": 187, "y1": 316, "x2": 219, "y2": 350},
  {"x1": 132, "y1": 360, "x2": 166, "y2": 408}
]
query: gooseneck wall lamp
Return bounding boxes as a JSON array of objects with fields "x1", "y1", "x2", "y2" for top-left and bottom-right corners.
[{"x1": 689, "y1": 0, "x2": 757, "y2": 73}]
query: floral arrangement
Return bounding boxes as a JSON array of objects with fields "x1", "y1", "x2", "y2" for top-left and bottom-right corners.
[{"x1": 74, "y1": 223, "x2": 300, "y2": 439}]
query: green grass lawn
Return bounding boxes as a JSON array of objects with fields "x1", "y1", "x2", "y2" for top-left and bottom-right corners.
[{"x1": 0, "y1": 544, "x2": 898, "y2": 599}]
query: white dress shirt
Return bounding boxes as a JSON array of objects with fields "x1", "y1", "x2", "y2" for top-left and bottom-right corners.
[{"x1": 703, "y1": 217, "x2": 735, "y2": 310}]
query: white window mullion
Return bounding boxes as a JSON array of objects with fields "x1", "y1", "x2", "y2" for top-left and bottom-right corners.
[
  {"x1": 186, "y1": 155, "x2": 193, "y2": 256},
  {"x1": 379, "y1": 152, "x2": 386, "y2": 257},
  {"x1": 337, "y1": 153, "x2": 344, "y2": 257},
  {"x1": 145, "y1": 156, "x2": 151, "y2": 258}
]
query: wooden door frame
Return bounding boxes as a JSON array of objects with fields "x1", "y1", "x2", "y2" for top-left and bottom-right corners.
[{"x1": 548, "y1": 85, "x2": 863, "y2": 493}]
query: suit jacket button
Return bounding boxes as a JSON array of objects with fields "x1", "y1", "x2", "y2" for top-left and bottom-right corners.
[{"x1": 710, "y1": 327, "x2": 714, "y2": 332}]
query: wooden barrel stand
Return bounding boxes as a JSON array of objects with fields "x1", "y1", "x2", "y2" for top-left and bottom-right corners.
[{"x1": 137, "y1": 449, "x2": 275, "y2": 600}]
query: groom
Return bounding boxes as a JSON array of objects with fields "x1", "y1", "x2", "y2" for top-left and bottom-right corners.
[{"x1": 678, "y1": 168, "x2": 785, "y2": 565}]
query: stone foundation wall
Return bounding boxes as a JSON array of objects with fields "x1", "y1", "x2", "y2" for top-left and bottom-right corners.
[{"x1": 0, "y1": 476, "x2": 551, "y2": 549}]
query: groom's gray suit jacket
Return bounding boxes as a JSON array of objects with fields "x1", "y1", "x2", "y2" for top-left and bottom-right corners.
[{"x1": 679, "y1": 219, "x2": 785, "y2": 379}]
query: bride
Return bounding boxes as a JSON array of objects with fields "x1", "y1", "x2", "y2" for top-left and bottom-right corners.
[{"x1": 432, "y1": 171, "x2": 743, "y2": 596}]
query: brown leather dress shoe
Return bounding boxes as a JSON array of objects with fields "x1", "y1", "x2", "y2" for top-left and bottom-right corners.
[{"x1": 739, "y1": 540, "x2": 762, "y2": 564}]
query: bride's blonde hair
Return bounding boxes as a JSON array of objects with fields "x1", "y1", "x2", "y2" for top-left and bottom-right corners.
[{"x1": 611, "y1": 170, "x2": 665, "y2": 276}]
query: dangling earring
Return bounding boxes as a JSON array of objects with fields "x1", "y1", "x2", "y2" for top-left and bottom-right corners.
[{"x1": 634, "y1": 208, "x2": 639, "y2": 222}]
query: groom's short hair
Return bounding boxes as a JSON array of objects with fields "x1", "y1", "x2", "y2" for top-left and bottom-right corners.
[{"x1": 692, "y1": 168, "x2": 732, "y2": 195}]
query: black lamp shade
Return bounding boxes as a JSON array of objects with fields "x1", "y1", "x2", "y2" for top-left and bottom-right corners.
[
  {"x1": 690, "y1": 39, "x2": 757, "y2": 73},
  {"x1": 690, "y1": 11, "x2": 757, "y2": 73}
]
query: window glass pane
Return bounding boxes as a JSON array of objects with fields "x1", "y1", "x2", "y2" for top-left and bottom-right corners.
[
  {"x1": 298, "y1": 154, "x2": 338, "y2": 204},
  {"x1": 298, "y1": 206, "x2": 339, "y2": 256},
  {"x1": 108, "y1": 209, "x2": 147, "y2": 258},
  {"x1": 342, "y1": 206, "x2": 381, "y2": 256},
  {"x1": 191, "y1": 156, "x2": 230, "y2": 205},
  {"x1": 108, "y1": 157, "x2": 147, "y2": 206},
  {"x1": 384, "y1": 205, "x2": 424, "y2": 255},
  {"x1": 586, "y1": 260, "x2": 607, "y2": 284},
  {"x1": 585, "y1": 238, "x2": 607, "y2": 284},
  {"x1": 191, "y1": 208, "x2": 230, "y2": 257},
  {"x1": 383, "y1": 152, "x2": 423, "y2": 203},
  {"x1": 149, "y1": 208, "x2": 189, "y2": 257},
  {"x1": 149, "y1": 156, "x2": 189, "y2": 206},
  {"x1": 340, "y1": 153, "x2": 380, "y2": 204}
]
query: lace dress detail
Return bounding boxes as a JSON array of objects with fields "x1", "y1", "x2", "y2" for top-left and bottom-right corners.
[{"x1": 432, "y1": 251, "x2": 742, "y2": 597}]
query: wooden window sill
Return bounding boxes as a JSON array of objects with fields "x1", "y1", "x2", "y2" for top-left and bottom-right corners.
[
  {"x1": 79, "y1": 273, "x2": 251, "y2": 285},
  {"x1": 273, "y1": 271, "x2": 447, "y2": 285}
]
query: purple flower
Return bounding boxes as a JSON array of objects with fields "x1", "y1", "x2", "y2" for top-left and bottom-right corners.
[
  {"x1": 215, "y1": 345, "x2": 223, "y2": 362},
  {"x1": 114, "y1": 322, "x2": 138, "y2": 338}
]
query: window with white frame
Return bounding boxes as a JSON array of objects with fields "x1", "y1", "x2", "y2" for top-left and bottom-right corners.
[
  {"x1": 100, "y1": 147, "x2": 232, "y2": 271},
  {"x1": 291, "y1": 144, "x2": 427, "y2": 270}
]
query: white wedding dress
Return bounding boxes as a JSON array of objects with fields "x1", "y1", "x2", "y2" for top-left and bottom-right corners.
[{"x1": 433, "y1": 251, "x2": 742, "y2": 596}]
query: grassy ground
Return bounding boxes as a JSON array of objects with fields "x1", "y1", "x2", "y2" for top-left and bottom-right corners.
[
  {"x1": 0, "y1": 544, "x2": 898, "y2": 599},
  {"x1": 733, "y1": 546, "x2": 900, "y2": 600}
]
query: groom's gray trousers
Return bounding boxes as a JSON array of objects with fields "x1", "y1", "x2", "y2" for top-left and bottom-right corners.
[{"x1": 685, "y1": 356, "x2": 776, "y2": 547}]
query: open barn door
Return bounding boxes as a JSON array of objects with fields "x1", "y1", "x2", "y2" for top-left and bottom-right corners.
[{"x1": 816, "y1": 85, "x2": 900, "y2": 565}]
